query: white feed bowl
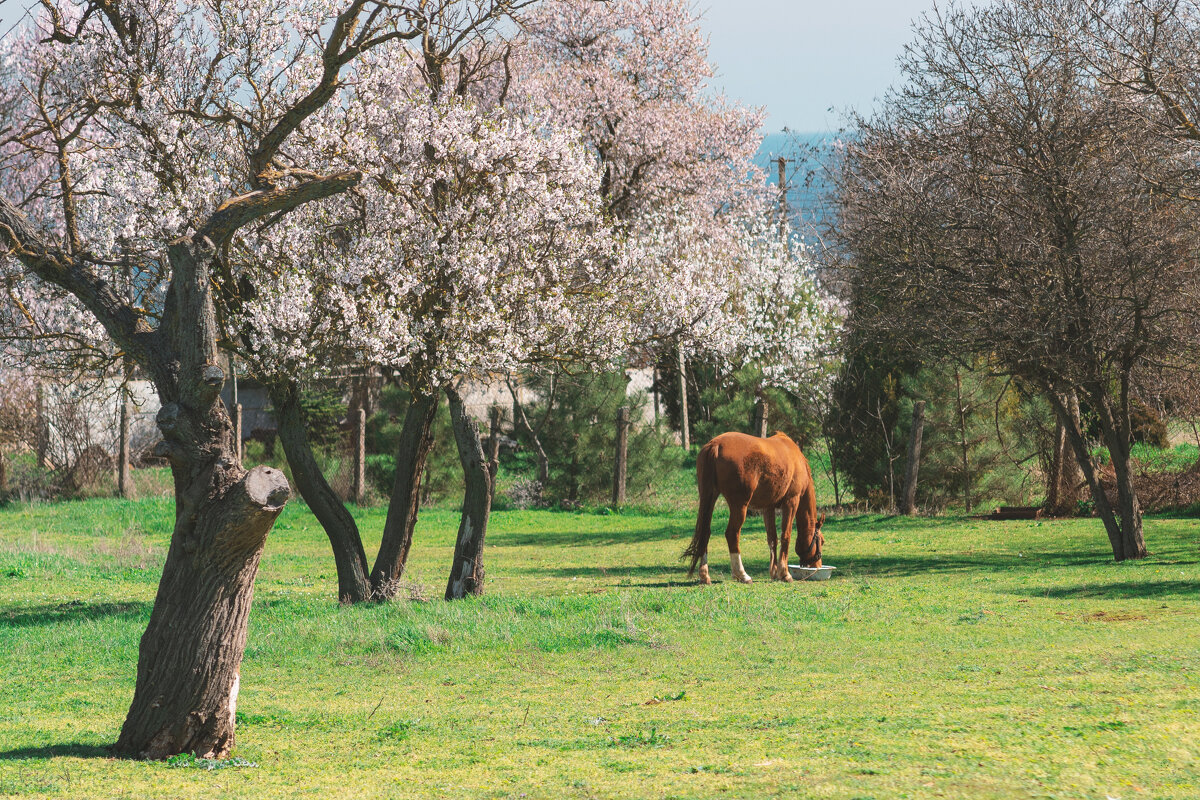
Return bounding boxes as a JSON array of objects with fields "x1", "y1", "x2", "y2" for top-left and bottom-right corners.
[{"x1": 788, "y1": 564, "x2": 836, "y2": 581}]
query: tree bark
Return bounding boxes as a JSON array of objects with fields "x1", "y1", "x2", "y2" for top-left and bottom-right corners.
[
  {"x1": 1045, "y1": 392, "x2": 1083, "y2": 516},
  {"x1": 118, "y1": 380, "x2": 134, "y2": 499},
  {"x1": 486, "y1": 404, "x2": 502, "y2": 494},
  {"x1": 900, "y1": 400, "x2": 925, "y2": 515},
  {"x1": 114, "y1": 238, "x2": 292, "y2": 759},
  {"x1": 1050, "y1": 389, "x2": 1146, "y2": 561},
  {"x1": 612, "y1": 405, "x2": 629, "y2": 506},
  {"x1": 753, "y1": 395, "x2": 768, "y2": 437},
  {"x1": 370, "y1": 391, "x2": 439, "y2": 598},
  {"x1": 271, "y1": 380, "x2": 372, "y2": 604},
  {"x1": 677, "y1": 347, "x2": 690, "y2": 450},
  {"x1": 954, "y1": 367, "x2": 972, "y2": 512},
  {"x1": 353, "y1": 407, "x2": 367, "y2": 506},
  {"x1": 445, "y1": 385, "x2": 491, "y2": 600}
]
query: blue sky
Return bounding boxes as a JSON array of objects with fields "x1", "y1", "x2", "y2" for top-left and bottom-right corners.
[
  {"x1": 0, "y1": 0, "x2": 942, "y2": 132},
  {"x1": 701, "y1": 0, "x2": 944, "y2": 133}
]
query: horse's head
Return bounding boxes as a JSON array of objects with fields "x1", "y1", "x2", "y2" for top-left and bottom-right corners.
[{"x1": 806, "y1": 512, "x2": 825, "y2": 567}]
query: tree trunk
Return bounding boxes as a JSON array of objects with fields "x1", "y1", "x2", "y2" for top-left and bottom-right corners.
[
  {"x1": 271, "y1": 381, "x2": 372, "y2": 603},
  {"x1": 114, "y1": 238, "x2": 291, "y2": 759},
  {"x1": 677, "y1": 347, "x2": 690, "y2": 450},
  {"x1": 900, "y1": 400, "x2": 925, "y2": 515},
  {"x1": 753, "y1": 395, "x2": 768, "y2": 437},
  {"x1": 117, "y1": 380, "x2": 134, "y2": 499},
  {"x1": 1051, "y1": 389, "x2": 1146, "y2": 561},
  {"x1": 1045, "y1": 392, "x2": 1083, "y2": 516},
  {"x1": 353, "y1": 407, "x2": 366, "y2": 506},
  {"x1": 0, "y1": 450, "x2": 7, "y2": 497},
  {"x1": 370, "y1": 391, "x2": 439, "y2": 599},
  {"x1": 612, "y1": 405, "x2": 629, "y2": 506},
  {"x1": 445, "y1": 385, "x2": 491, "y2": 600},
  {"x1": 487, "y1": 404, "x2": 502, "y2": 494},
  {"x1": 954, "y1": 367, "x2": 972, "y2": 512}
]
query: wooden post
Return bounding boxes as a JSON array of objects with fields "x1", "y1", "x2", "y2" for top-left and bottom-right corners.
[
  {"x1": 230, "y1": 356, "x2": 242, "y2": 463},
  {"x1": 353, "y1": 407, "x2": 366, "y2": 505},
  {"x1": 613, "y1": 405, "x2": 629, "y2": 506},
  {"x1": 234, "y1": 403, "x2": 244, "y2": 464},
  {"x1": 118, "y1": 384, "x2": 134, "y2": 498},
  {"x1": 487, "y1": 404, "x2": 502, "y2": 493},
  {"x1": 753, "y1": 396, "x2": 768, "y2": 437},
  {"x1": 677, "y1": 348, "x2": 690, "y2": 451},
  {"x1": 900, "y1": 400, "x2": 925, "y2": 515}
]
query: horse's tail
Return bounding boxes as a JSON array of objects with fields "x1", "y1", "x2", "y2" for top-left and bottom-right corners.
[{"x1": 683, "y1": 441, "x2": 720, "y2": 577}]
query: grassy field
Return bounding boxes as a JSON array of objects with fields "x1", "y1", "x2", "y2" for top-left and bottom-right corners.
[{"x1": 0, "y1": 496, "x2": 1197, "y2": 799}]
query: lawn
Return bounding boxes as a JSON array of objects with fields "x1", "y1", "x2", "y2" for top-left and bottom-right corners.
[{"x1": 0, "y1": 497, "x2": 1197, "y2": 799}]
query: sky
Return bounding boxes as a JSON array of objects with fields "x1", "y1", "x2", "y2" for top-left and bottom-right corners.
[
  {"x1": 700, "y1": 0, "x2": 943, "y2": 133},
  {"x1": 0, "y1": 0, "x2": 939, "y2": 133}
]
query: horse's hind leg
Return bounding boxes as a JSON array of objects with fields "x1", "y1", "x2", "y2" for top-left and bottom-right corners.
[
  {"x1": 778, "y1": 499, "x2": 798, "y2": 583},
  {"x1": 724, "y1": 502, "x2": 752, "y2": 584},
  {"x1": 764, "y1": 507, "x2": 781, "y2": 580}
]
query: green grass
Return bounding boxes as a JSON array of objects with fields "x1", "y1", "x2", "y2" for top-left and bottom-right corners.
[{"x1": 1, "y1": 496, "x2": 1198, "y2": 799}]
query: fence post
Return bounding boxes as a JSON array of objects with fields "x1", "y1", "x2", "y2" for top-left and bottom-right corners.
[
  {"x1": 677, "y1": 348, "x2": 690, "y2": 450},
  {"x1": 753, "y1": 396, "x2": 769, "y2": 437},
  {"x1": 613, "y1": 405, "x2": 629, "y2": 506},
  {"x1": 487, "y1": 404, "x2": 502, "y2": 494},
  {"x1": 900, "y1": 400, "x2": 925, "y2": 515},
  {"x1": 353, "y1": 407, "x2": 366, "y2": 505},
  {"x1": 118, "y1": 384, "x2": 134, "y2": 498},
  {"x1": 234, "y1": 403, "x2": 244, "y2": 464}
]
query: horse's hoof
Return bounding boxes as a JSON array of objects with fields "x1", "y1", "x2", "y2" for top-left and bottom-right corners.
[{"x1": 734, "y1": 573, "x2": 753, "y2": 584}]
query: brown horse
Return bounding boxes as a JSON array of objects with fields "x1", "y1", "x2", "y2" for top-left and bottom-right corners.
[{"x1": 683, "y1": 431, "x2": 824, "y2": 584}]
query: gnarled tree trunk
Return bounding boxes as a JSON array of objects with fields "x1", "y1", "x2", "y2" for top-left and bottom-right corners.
[
  {"x1": 271, "y1": 380, "x2": 372, "y2": 603},
  {"x1": 370, "y1": 391, "x2": 439, "y2": 598},
  {"x1": 113, "y1": 238, "x2": 291, "y2": 759},
  {"x1": 445, "y1": 385, "x2": 491, "y2": 600}
]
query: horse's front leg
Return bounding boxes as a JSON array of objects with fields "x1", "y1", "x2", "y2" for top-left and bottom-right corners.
[
  {"x1": 724, "y1": 502, "x2": 752, "y2": 584},
  {"x1": 764, "y1": 507, "x2": 782, "y2": 580},
  {"x1": 778, "y1": 499, "x2": 798, "y2": 583}
]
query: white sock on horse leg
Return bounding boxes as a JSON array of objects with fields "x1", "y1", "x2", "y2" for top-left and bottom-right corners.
[
  {"x1": 730, "y1": 552, "x2": 752, "y2": 583},
  {"x1": 698, "y1": 552, "x2": 710, "y2": 583}
]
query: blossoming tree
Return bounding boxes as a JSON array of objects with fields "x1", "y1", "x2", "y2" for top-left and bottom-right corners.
[
  {"x1": 229, "y1": 15, "x2": 635, "y2": 597},
  {"x1": 0, "y1": 0, "x2": 540, "y2": 758},
  {"x1": 516, "y1": 0, "x2": 839, "y2": 424}
]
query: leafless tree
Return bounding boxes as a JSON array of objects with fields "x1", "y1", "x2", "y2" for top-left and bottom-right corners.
[{"x1": 832, "y1": 0, "x2": 1200, "y2": 561}]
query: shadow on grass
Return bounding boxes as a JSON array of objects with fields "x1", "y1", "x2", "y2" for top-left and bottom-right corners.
[
  {"x1": 0, "y1": 600, "x2": 149, "y2": 629},
  {"x1": 506, "y1": 563, "x2": 680, "y2": 580},
  {"x1": 1012, "y1": 580, "x2": 1199, "y2": 600},
  {"x1": 832, "y1": 551, "x2": 1110, "y2": 577},
  {"x1": 0, "y1": 743, "x2": 111, "y2": 760},
  {"x1": 495, "y1": 524, "x2": 689, "y2": 548}
]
